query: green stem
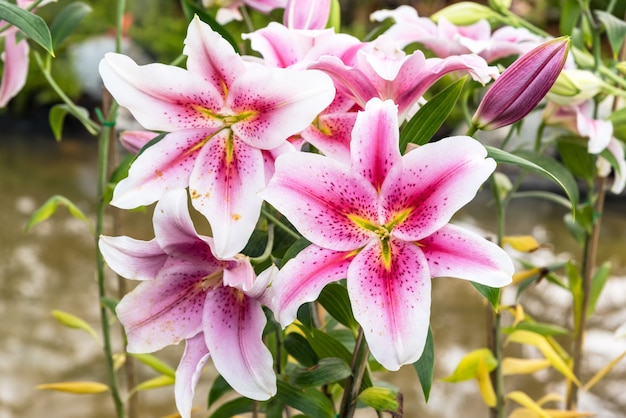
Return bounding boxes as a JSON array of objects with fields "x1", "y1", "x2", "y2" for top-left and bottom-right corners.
[
  {"x1": 488, "y1": 175, "x2": 506, "y2": 418},
  {"x1": 566, "y1": 177, "x2": 606, "y2": 410},
  {"x1": 338, "y1": 328, "x2": 369, "y2": 418},
  {"x1": 261, "y1": 207, "x2": 301, "y2": 240},
  {"x1": 96, "y1": 95, "x2": 125, "y2": 418},
  {"x1": 33, "y1": 53, "x2": 100, "y2": 136}
]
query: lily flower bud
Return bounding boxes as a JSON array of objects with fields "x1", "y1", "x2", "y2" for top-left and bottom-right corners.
[
  {"x1": 471, "y1": 36, "x2": 570, "y2": 131},
  {"x1": 284, "y1": 0, "x2": 331, "y2": 30}
]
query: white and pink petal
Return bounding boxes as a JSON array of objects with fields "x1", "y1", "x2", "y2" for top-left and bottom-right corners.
[
  {"x1": 269, "y1": 244, "x2": 353, "y2": 327},
  {"x1": 420, "y1": 224, "x2": 513, "y2": 287},
  {"x1": 99, "y1": 235, "x2": 167, "y2": 281},
  {"x1": 189, "y1": 135, "x2": 266, "y2": 259},
  {"x1": 261, "y1": 151, "x2": 378, "y2": 251},
  {"x1": 347, "y1": 239, "x2": 431, "y2": 371},
  {"x1": 112, "y1": 129, "x2": 211, "y2": 209},
  {"x1": 203, "y1": 286, "x2": 276, "y2": 400},
  {"x1": 116, "y1": 260, "x2": 209, "y2": 353},
  {"x1": 174, "y1": 333, "x2": 210, "y2": 418}
]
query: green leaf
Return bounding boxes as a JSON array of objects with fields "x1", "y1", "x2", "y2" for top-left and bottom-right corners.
[
  {"x1": 100, "y1": 296, "x2": 119, "y2": 316},
  {"x1": 25, "y1": 195, "x2": 91, "y2": 232},
  {"x1": 275, "y1": 380, "x2": 334, "y2": 418},
  {"x1": 208, "y1": 397, "x2": 255, "y2": 418},
  {"x1": 51, "y1": 309, "x2": 101, "y2": 346},
  {"x1": 290, "y1": 357, "x2": 351, "y2": 388},
  {"x1": 471, "y1": 282, "x2": 500, "y2": 310},
  {"x1": 413, "y1": 326, "x2": 434, "y2": 401},
  {"x1": 181, "y1": 0, "x2": 239, "y2": 54},
  {"x1": 0, "y1": 0, "x2": 53, "y2": 55},
  {"x1": 280, "y1": 237, "x2": 311, "y2": 267},
  {"x1": 241, "y1": 229, "x2": 269, "y2": 258},
  {"x1": 504, "y1": 322, "x2": 570, "y2": 337},
  {"x1": 556, "y1": 138, "x2": 595, "y2": 182},
  {"x1": 208, "y1": 374, "x2": 233, "y2": 406},
  {"x1": 129, "y1": 353, "x2": 175, "y2": 378},
  {"x1": 487, "y1": 147, "x2": 579, "y2": 208},
  {"x1": 399, "y1": 76, "x2": 467, "y2": 153},
  {"x1": 131, "y1": 375, "x2": 174, "y2": 392},
  {"x1": 318, "y1": 283, "x2": 358, "y2": 331},
  {"x1": 49, "y1": 2, "x2": 92, "y2": 49},
  {"x1": 298, "y1": 325, "x2": 373, "y2": 389},
  {"x1": 588, "y1": 261, "x2": 611, "y2": 318},
  {"x1": 609, "y1": 106, "x2": 626, "y2": 142},
  {"x1": 357, "y1": 386, "x2": 402, "y2": 414},
  {"x1": 442, "y1": 348, "x2": 498, "y2": 382},
  {"x1": 560, "y1": 0, "x2": 580, "y2": 36},
  {"x1": 49, "y1": 104, "x2": 91, "y2": 141},
  {"x1": 284, "y1": 332, "x2": 319, "y2": 368},
  {"x1": 595, "y1": 10, "x2": 626, "y2": 58}
]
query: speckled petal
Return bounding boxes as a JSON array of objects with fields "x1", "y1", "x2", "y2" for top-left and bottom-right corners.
[
  {"x1": 174, "y1": 333, "x2": 210, "y2": 418},
  {"x1": 347, "y1": 239, "x2": 431, "y2": 371},
  {"x1": 116, "y1": 260, "x2": 210, "y2": 353},
  {"x1": 112, "y1": 129, "x2": 212, "y2": 209},
  {"x1": 228, "y1": 66, "x2": 335, "y2": 150},
  {"x1": 260, "y1": 152, "x2": 378, "y2": 251},
  {"x1": 203, "y1": 286, "x2": 276, "y2": 400},
  {"x1": 99, "y1": 235, "x2": 167, "y2": 281},
  {"x1": 99, "y1": 53, "x2": 223, "y2": 132},
  {"x1": 310, "y1": 56, "x2": 379, "y2": 108},
  {"x1": 268, "y1": 244, "x2": 353, "y2": 327},
  {"x1": 189, "y1": 134, "x2": 265, "y2": 259},
  {"x1": 183, "y1": 16, "x2": 245, "y2": 95},
  {"x1": 381, "y1": 136, "x2": 495, "y2": 242},
  {"x1": 350, "y1": 98, "x2": 401, "y2": 190},
  {"x1": 421, "y1": 224, "x2": 513, "y2": 287},
  {"x1": 153, "y1": 190, "x2": 224, "y2": 265}
]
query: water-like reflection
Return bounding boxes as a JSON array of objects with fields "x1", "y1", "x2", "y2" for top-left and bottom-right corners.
[{"x1": 1, "y1": 129, "x2": 625, "y2": 417}]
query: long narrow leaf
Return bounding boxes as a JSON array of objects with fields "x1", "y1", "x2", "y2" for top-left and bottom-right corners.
[
  {"x1": 399, "y1": 77, "x2": 467, "y2": 153},
  {"x1": 0, "y1": 0, "x2": 53, "y2": 55},
  {"x1": 486, "y1": 147, "x2": 579, "y2": 208},
  {"x1": 413, "y1": 326, "x2": 434, "y2": 401}
]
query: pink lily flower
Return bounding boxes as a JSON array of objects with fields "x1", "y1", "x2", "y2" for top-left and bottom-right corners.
[
  {"x1": 99, "y1": 16, "x2": 335, "y2": 258},
  {"x1": 284, "y1": 0, "x2": 331, "y2": 30},
  {"x1": 243, "y1": 22, "x2": 362, "y2": 70},
  {"x1": 202, "y1": 0, "x2": 287, "y2": 25},
  {"x1": 99, "y1": 190, "x2": 276, "y2": 417},
  {"x1": 260, "y1": 98, "x2": 513, "y2": 370},
  {"x1": 310, "y1": 35, "x2": 498, "y2": 121},
  {"x1": 371, "y1": 5, "x2": 541, "y2": 62}
]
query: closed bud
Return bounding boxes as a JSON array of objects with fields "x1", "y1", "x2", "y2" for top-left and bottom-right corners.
[
  {"x1": 547, "y1": 69, "x2": 603, "y2": 105},
  {"x1": 472, "y1": 36, "x2": 570, "y2": 131},
  {"x1": 431, "y1": 1, "x2": 498, "y2": 25}
]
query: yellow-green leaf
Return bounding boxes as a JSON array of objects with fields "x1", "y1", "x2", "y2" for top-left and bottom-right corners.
[
  {"x1": 502, "y1": 235, "x2": 540, "y2": 252},
  {"x1": 36, "y1": 381, "x2": 109, "y2": 394},
  {"x1": 442, "y1": 348, "x2": 498, "y2": 382},
  {"x1": 130, "y1": 353, "x2": 176, "y2": 378},
  {"x1": 506, "y1": 331, "x2": 581, "y2": 386},
  {"x1": 506, "y1": 392, "x2": 551, "y2": 418},
  {"x1": 476, "y1": 356, "x2": 496, "y2": 407},
  {"x1": 131, "y1": 375, "x2": 175, "y2": 393},
  {"x1": 583, "y1": 350, "x2": 626, "y2": 391},
  {"x1": 502, "y1": 358, "x2": 551, "y2": 376},
  {"x1": 51, "y1": 310, "x2": 101, "y2": 346},
  {"x1": 25, "y1": 195, "x2": 91, "y2": 232}
]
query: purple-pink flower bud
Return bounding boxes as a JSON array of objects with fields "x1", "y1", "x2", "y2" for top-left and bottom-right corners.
[{"x1": 471, "y1": 36, "x2": 570, "y2": 131}]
